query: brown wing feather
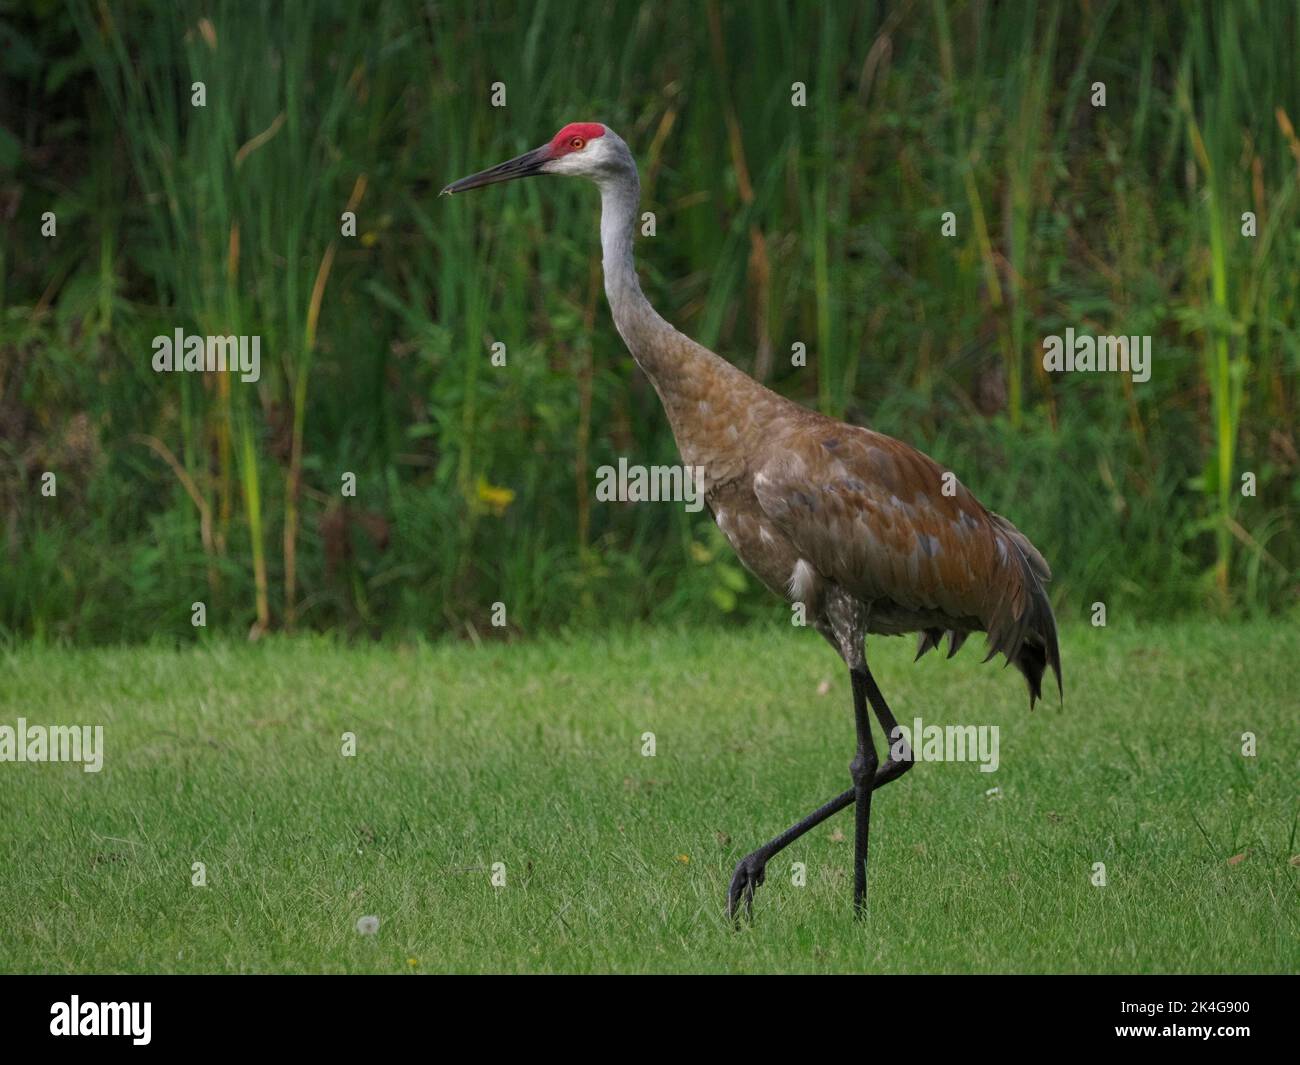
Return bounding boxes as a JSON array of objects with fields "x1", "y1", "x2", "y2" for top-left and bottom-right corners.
[
  {"x1": 752, "y1": 425, "x2": 1000, "y2": 617},
  {"x1": 752, "y1": 421, "x2": 1061, "y2": 704}
]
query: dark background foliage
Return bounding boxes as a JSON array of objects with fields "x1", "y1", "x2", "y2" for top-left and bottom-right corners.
[{"x1": 1, "y1": 0, "x2": 1297, "y2": 644}]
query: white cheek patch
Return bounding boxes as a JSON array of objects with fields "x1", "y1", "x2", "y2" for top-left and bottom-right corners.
[{"x1": 544, "y1": 154, "x2": 585, "y2": 176}]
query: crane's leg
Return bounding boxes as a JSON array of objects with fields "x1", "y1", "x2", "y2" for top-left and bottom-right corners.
[
  {"x1": 849, "y1": 668, "x2": 879, "y2": 914},
  {"x1": 727, "y1": 662, "x2": 912, "y2": 920},
  {"x1": 858, "y1": 665, "x2": 913, "y2": 788}
]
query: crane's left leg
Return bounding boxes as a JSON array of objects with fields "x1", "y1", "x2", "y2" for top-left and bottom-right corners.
[{"x1": 849, "y1": 666, "x2": 880, "y2": 916}]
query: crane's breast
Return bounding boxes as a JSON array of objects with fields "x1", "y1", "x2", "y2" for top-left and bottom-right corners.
[{"x1": 707, "y1": 479, "x2": 809, "y2": 603}]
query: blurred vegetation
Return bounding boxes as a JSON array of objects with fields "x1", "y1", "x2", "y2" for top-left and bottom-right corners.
[{"x1": 1, "y1": 0, "x2": 1297, "y2": 645}]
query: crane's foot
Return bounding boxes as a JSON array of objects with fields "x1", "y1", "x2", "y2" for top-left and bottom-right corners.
[{"x1": 726, "y1": 853, "x2": 767, "y2": 923}]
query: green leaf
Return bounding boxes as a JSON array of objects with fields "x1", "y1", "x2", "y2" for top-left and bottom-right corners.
[
  {"x1": 709, "y1": 586, "x2": 737, "y2": 613},
  {"x1": 716, "y1": 563, "x2": 748, "y2": 592},
  {"x1": 0, "y1": 125, "x2": 21, "y2": 170}
]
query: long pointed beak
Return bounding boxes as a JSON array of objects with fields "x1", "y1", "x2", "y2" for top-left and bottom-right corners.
[{"x1": 440, "y1": 145, "x2": 551, "y2": 196}]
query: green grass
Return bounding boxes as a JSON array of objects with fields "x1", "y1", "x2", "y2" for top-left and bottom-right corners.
[{"x1": 1, "y1": 620, "x2": 1297, "y2": 974}]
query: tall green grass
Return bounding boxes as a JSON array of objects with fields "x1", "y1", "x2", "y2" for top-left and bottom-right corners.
[{"x1": 1, "y1": 0, "x2": 1297, "y2": 643}]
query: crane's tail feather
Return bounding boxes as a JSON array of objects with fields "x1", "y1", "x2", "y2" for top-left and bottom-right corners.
[
  {"x1": 914, "y1": 627, "x2": 944, "y2": 661},
  {"x1": 985, "y1": 517, "x2": 1063, "y2": 710},
  {"x1": 915, "y1": 515, "x2": 1062, "y2": 710},
  {"x1": 915, "y1": 627, "x2": 971, "y2": 662}
]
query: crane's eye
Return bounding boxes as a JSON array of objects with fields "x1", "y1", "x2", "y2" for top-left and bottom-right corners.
[{"x1": 570, "y1": 136, "x2": 585, "y2": 149}]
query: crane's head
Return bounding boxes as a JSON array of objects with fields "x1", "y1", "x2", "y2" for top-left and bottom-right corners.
[{"x1": 440, "y1": 122, "x2": 632, "y2": 195}]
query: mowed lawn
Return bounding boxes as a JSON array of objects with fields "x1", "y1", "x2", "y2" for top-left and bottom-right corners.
[{"x1": 1, "y1": 621, "x2": 1296, "y2": 974}]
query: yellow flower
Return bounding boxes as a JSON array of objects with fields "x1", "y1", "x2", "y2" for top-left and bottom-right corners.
[
  {"x1": 475, "y1": 476, "x2": 516, "y2": 516},
  {"x1": 675, "y1": 853, "x2": 690, "y2": 864}
]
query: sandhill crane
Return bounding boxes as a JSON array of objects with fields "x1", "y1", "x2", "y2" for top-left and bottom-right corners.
[{"x1": 443, "y1": 122, "x2": 1062, "y2": 920}]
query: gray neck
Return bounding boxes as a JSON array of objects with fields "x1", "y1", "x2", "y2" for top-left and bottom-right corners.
[
  {"x1": 597, "y1": 168, "x2": 678, "y2": 377},
  {"x1": 595, "y1": 160, "x2": 768, "y2": 477}
]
